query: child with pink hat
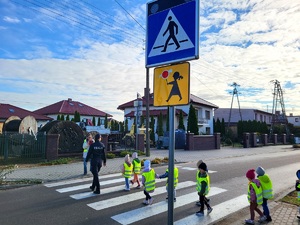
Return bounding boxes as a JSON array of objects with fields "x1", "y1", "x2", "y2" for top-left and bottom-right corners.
[{"x1": 245, "y1": 169, "x2": 266, "y2": 224}]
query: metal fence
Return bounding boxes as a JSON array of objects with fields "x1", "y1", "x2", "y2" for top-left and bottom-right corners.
[{"x1": 0, "y1": 132, "x2": 46, "y2": 160}]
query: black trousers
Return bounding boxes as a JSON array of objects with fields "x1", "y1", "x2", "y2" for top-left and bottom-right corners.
[
  {"x1": 144, "y1": 190, "x2": 151, "y2": 200},
  {"x1": 199, "y1": 194, "x2": 210, "y2": 212},
  {"x1": 91, "y1": 159, "x2": 102, "y2": 191}
]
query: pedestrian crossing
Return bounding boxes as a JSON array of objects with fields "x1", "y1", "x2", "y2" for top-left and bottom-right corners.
[
  {"x1": 111, "y1": 187, "x2": 227, "y2": 225},
  {"x1": 44, "y1": 168, "x2": 249, "y2": 225}
]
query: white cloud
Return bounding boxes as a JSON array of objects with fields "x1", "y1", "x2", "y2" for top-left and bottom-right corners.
[
  {"x1": 0, "y1": 0, "x2": 300, "y2": 120},
  {"x1": 3, "y1": 16, "x2": 20, "y2": 23}
]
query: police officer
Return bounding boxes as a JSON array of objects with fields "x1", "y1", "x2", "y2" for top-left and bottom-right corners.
[{"x1": 86, "y1": 133, "x2": 106, "y2": 194}]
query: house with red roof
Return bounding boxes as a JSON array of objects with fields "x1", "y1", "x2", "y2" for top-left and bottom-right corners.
[
  {"x1": 33, "y1": 98, "x2": 112, "y2": 126},
  {"x1": 117, "y1": 92, "x2": 218, "y2": 136},
  {"x1": 0, "y1": 103, "x2": 52, "y2": 133}
]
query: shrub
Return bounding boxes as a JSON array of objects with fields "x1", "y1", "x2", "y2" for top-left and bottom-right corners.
[
  {"x1": 106, "y1": 153, "x2": 116, "y2": 159},
  {"x1": 40, "y1": 158, "x2": 74, "y2": 165},
  {"x1": 120, "y1": 151, "x2": 131, "y2": 157},
  {"x1": 162, "y1": 157, "x2": 169, "y2": 163},
  {"x1": 137, "y1": 150, "x2": 146, "y2": 156},
  {"x1": 151, "y1": 158, "x2": 162, "y2": 164}
]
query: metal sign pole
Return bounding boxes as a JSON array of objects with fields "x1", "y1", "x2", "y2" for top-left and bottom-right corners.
[
  {"x1": 146, "y1": 68, "x2": 150, "y2": 156},
  {"x1": 135, "y1": 99, "x2": 139, "y2": 151},
  {"x1": 168, "y1": 106, "x2": 175, "y2": 225}
]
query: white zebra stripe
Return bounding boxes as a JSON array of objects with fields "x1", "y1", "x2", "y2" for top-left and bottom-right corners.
[
  {"x1": 174, "y1": 194, "x2": 249, "y2": 225},
  {"x1": 70, "y1": 179, "x2": 166, "y2": 200},
  {"x1": 111, "y1": 187, "x2": 227, "y2": 225},
  {"x1": 44, "y1": 173, "x2": 120, "y2": 187},
  {"x1": 87, "y1": 181, "x2": 196, "y2": 211}
]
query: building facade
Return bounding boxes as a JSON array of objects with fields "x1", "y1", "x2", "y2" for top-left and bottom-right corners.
[{"x1": 117, "y1": 93, "x2": 218, "y2": 137}]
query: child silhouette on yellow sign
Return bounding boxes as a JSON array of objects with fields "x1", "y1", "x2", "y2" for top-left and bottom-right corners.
[{"x1": 166, "y1": 71, "x2": 183, "y2": 102}]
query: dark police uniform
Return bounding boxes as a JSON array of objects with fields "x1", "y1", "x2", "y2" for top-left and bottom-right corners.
[{"x1": 86, "y1": 136, "x2": 106, "y2": 194}]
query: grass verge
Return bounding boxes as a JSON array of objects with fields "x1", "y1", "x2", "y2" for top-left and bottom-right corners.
[{"x1": 280, "y1": 190, "x2": 300, "y2": 206}]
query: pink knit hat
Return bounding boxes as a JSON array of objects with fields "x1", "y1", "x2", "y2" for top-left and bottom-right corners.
[{"x1": 246, "y1": 169, "x2": 255, "y2": 180}]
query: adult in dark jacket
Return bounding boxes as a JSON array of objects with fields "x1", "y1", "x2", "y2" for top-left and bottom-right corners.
[{"x1": 86, "y1": 133, "x2": 106, "y2": 194}]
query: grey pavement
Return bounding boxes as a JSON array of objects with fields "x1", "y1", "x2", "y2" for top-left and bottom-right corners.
[{"x1": 3, "y1": 145, "x2": 300, "y2": 225}]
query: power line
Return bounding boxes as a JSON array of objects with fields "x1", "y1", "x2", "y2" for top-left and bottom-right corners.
[
  {"x1": 114, "y1": 0, "x2": 146, "y2": 31},
  {"x1": 14, "y1": 0, "x2": 144, "y2": 46}
]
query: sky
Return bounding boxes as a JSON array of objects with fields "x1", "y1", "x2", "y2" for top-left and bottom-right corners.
[{"x1": 0, "y1": 0, "x2": 299, "y2": 121}]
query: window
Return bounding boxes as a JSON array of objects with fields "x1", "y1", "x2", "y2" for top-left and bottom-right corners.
[
  {"x1": 100, "y1": 119, "x2": 105, "y2": 125},
  {"x1": 195, "y1": 109, "x2": 199, "y2": 120},
  {"x1": 206, "y1": 127, "x2": 211, "y2": 134},
  {"x1": 205, "y1": 110, "x2": 210, "y2": 120},
  {"x1": 296, "y1": 118, "x2": 299, "y2": 122}
]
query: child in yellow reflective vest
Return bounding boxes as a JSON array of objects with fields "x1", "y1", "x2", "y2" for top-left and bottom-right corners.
[
  {"x1": 295, "y1": 169, "x2": 300, "y2": 219},
  {"x1": 196, "y1": 162, "x2": 212, "y2": 216},
  {"x1": 122, "y1": 154, "x2": 133, "y2": 191},
  {"x1": 130, "y1": 152, "x2": 141, "y2": 189},
  {"x1": 195, "y1": 160, "x2": 210, "y2": 206},
  {"x1": 245, "y1": 169, "x2": 266, "y2": 225},
  {"x1": 159, "y1": 166, "x2": 178, "y2": 201},
  {"x1": 142, "y1": 160, "x2": 159, "y2": 205},
  {"x1": 256, "y1": 166, "x2": 273, "y2": 222}
]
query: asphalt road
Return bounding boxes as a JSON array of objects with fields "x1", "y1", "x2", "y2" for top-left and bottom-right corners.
[{"x1": 0, "y1": 148, "x2": 299, "y2": 225}]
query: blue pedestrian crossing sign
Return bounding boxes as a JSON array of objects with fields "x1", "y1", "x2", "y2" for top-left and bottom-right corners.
[{"x1": 146, "y1": 0, "x2": 199, "y2": 68}]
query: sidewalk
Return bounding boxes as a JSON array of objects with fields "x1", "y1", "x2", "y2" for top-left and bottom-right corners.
[
  {"x1": 218, "y1": 198, "x2": 299, "y2": 225},
  {"x1": 4, "y1": 145, "x2": 300, "y2": 224}
]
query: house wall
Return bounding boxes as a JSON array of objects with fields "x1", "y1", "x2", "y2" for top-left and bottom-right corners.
[
  {"x1": 287, "y1": 116, "x2": 300, "y2": 126},
  {"x1": 193, "y1": 105, "x2": 214, "y2": 134},
  {"x1": 124, "y1": 104, "x2": 215, "y2": 139},
  {"x1": 214, "y1": 109, "x2": 272, "y2": 125}
]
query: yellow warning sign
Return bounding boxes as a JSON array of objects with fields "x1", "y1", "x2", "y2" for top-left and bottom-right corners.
[{"x1": 153, "y1": 62, "x2": 190, "y2": 106}]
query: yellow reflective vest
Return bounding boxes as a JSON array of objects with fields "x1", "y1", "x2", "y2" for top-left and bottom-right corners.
[
  {"x1": 123, "y1": 163, "x2": 133, "y2": 178},
  {"x1": 196, "y1": 171, "x2": 210, "y2": 195},
  {"x1": 297, "y1": 183, "x2": 300, "y2": 201},
  {"x1": 248, "y1": 181, "x2": 263, "y2": 204},
  {"x1": 166, "y1": 167, "x2": 179, "y2": 187},
  {"x1": 143, "y1": 169, "x2": 156, "y2": 192},
  {"x1": 133, "y1": 159, "x2": 141, "y2": 174},
  {"x1": 258, "y1": 174, "x2": 273, "y2": 199}
]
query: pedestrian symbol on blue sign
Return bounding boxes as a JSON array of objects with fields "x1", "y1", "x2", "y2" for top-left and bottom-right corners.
[{"x1": 148, "y1": 10, "x2": 194, "y2": 58}]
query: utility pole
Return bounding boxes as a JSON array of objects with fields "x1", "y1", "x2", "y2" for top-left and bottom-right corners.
[
  {"x1": 227, "y1": 82, "x2": 243, "y2": 131},
  {"x1": 269, "y1": 80, "x2": 289, "y2": 139}
]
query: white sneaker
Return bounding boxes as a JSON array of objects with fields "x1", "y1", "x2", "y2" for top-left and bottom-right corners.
[
  {"x1": 124, "y1": 187, "x2": 130, "y2": 191},
  {"x1": 142, "y1": 200, "x2": 149, "y2": 205},
  {"x1": 245, "y1": 219, "x2": 254, "y2": 224},
  {"x1": 149, "y1": 198, "x2": 154, "y2": 205},
  {"x1": 196, "y1": 211, "x2": 204, "y2": 216},
  {"x1": 258, "y1": 215, "x2": 267, "y2": 222},
  {"x1": 207, "y1": 207, "x2": 213, "y2": 214}
]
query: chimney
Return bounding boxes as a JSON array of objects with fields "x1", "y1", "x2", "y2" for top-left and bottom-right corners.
[{"x1": 68, "y1": 98, "x2": 72, "y2": 102}]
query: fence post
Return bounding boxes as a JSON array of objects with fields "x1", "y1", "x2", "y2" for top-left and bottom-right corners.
[{"x1": 4, "y1": 132, "x2": 8, "y2": 160}]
